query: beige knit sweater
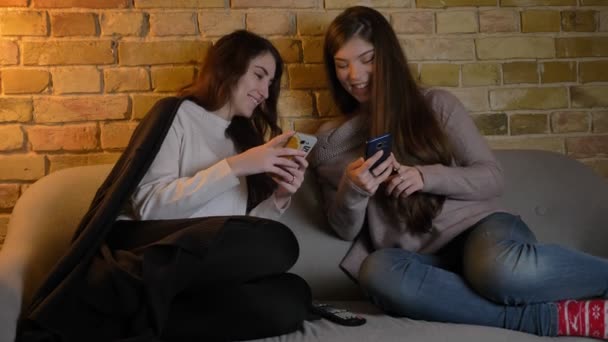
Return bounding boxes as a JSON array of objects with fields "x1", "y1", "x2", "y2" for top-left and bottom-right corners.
[{"x1": 309, "y1": 89, "x2": 506, "y2": 280}]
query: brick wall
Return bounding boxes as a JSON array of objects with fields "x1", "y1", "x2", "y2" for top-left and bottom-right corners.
[{"x1": 1, "y1": 0, "x2": 607, "y2": 241}]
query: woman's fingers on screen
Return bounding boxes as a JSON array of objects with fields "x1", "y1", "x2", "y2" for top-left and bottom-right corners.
[
  {"x1": 377, "y1": 154, "x2": 394, "y2": 174},
  {"x1": 376, "y1": 161, "x2": 393, "y2": 183},
  {"x1": 362, "y1": 151, "x2": 383, "y2": 171},
  {"x1": 365, "y1": 152, "x2": 394, "y2": 178}
]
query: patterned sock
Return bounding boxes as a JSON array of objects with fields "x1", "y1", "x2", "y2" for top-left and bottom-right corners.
[{"x1": 557, "y1": 299, "x2": 608, "y2": 339}]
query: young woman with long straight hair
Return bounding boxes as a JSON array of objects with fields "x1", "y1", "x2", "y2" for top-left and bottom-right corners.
[{"x1": 310, "y1": 6, "x2": 608, "y2": 340}]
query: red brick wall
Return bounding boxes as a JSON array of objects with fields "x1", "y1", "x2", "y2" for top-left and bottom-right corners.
[{"x1": 1, "y1": 0, "x2": 607, "y2": 239}]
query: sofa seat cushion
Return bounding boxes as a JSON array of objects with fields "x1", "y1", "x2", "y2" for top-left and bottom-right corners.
[{"x1": 251, "y1": 301, "x2": 592, "y2": 342}]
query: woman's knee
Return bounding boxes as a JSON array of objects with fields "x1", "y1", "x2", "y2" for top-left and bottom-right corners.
[
  {"x1": 256, "y1": 273, "x2": 311, "y2": 335},
  {"x1": 466, "y1": 266, "x2": 541, "y2": 305},
  {"x1": 227, "y1": 217, "x2": 299, "y2": 268},
  {"x1": 359, "y1": 249, "x2": 423, "y2": 315},
  {"x1": 360, "y1": 249, "x2": 400, "y2": 288},
  {"x1": 466, "y1": 213, "x2": 536, "y2": 246},
  {"x1": 258, "y1": 219, "x2": 299, "y2": 266},
  {"x1": 464, "y1": 240, "x2": 542, "y2": 304}
]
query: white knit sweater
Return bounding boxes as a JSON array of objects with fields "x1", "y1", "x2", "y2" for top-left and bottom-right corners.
[{"x1": 118, "y1": 100, "x2": 286, "y2": 221}]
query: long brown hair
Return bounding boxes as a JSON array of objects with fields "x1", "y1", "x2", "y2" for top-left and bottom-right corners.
[
  {"x1": 180, "y1": 30, "x2": 283, "y2": 210},
  {"x1": 324, "y1": 7, "x2": 453, "y2": 234}
]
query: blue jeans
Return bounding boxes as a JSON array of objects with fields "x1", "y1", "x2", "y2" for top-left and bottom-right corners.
[{"x1": 359, "y1": 212, "x2": 608, "y2": 336}]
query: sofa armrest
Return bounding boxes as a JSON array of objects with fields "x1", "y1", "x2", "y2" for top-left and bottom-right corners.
[{"x1": 0, "y1": 164, "x2": 112, "y2": 341}]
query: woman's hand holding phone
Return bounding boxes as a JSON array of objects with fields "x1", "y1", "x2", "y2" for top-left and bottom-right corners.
[
  {"x1": 273, "y1": 154, "x2": 308, "y2": 206},
  {"x1": 273, "y1": 132, "x2": 317, "y2": 206},
  {"x1": 226, "y1": 131, "x2": 305, "y2": 180},
  {"x1": 345, "y1": 151, "x2": 394, "y2": 196},
  {"x1": 226, "y1": 131, "x2": 311, "y2": 208}
]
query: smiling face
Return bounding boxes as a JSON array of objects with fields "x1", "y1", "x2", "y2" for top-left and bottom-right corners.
[
  {"x1": 333, "y1": 36, "x2": 375, "y2": 105},
  {"x1": 223, "y1": 51, "x2": 276, "y2": 120}
]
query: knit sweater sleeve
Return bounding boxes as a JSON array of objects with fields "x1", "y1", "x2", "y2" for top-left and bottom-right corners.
[
  {"x1": 249, "y1": 193, "x2": 290, "y2": 221},
  {"x1": 327, "y1": 173, "x2": 371, "y2": 241},
  {"x1": 415, "y1": 89, "x2": 504, "y2": 200},
  {"x1": 311, "y1": 126, "x2": 371, "y2": 241}
]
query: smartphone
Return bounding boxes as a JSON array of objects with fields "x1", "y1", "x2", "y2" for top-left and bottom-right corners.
[
  {"x1": 284, "y1": 132, "x2": 318, "y2": 157},
  {"x1": 365, "y1": 133, "x2": 392, "y2": 170}
]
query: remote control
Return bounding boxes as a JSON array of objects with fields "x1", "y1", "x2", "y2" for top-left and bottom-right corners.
[{"x1": 311, "y1": 302, "x2": 367, "y2": 327}]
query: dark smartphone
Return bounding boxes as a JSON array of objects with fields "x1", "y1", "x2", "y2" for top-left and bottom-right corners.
[
  {"x1": 365, "y1": 133, "x2": 392, "y2": 171},
  {"x1": 311, "y1": 302, "x2": 366, "y2": 327}
]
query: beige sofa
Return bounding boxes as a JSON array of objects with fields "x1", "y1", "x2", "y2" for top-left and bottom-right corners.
[{"x1": 1, "y1": 149, "x2": 606, "y2": 341}]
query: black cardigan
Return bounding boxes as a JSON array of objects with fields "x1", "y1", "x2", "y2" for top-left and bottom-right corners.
[{"x1": 19, "y1": 97, "x2": 187, "y2": 341}]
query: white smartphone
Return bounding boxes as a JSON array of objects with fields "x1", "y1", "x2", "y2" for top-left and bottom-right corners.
[{"x1": 284, "y1": 132, "x2": 318, "y2": 156}]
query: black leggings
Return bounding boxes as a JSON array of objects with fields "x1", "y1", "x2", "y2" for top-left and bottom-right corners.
[{"x1": 107, "y1": 216, "x2": 311, "y2": 341}]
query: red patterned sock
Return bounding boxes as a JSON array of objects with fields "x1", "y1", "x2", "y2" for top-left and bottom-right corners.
[{"x1": 557, "y1": 299, "x2": 608, "y2": 339}]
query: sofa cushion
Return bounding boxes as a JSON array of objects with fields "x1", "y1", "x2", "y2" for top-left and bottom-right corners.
[{"x1": 250, "y1": 301, "x2": 591, "y2": 342}]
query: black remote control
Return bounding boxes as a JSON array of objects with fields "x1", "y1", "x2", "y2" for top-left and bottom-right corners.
[{"x1": 311, "y1": 302, "x2": 367, "y2": 326}]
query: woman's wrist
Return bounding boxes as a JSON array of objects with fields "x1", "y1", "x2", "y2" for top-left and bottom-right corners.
[{"x1": 226, "y1": 155, "x2": 244, "y2": 177}]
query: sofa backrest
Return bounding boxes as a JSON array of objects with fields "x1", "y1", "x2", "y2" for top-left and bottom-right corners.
[
  {"x1": 493, "y1": 150, "x2": 608, "y2": 258},
  {"x1": 2, "y1": 150, "x2": 607, "y2": 306}
]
